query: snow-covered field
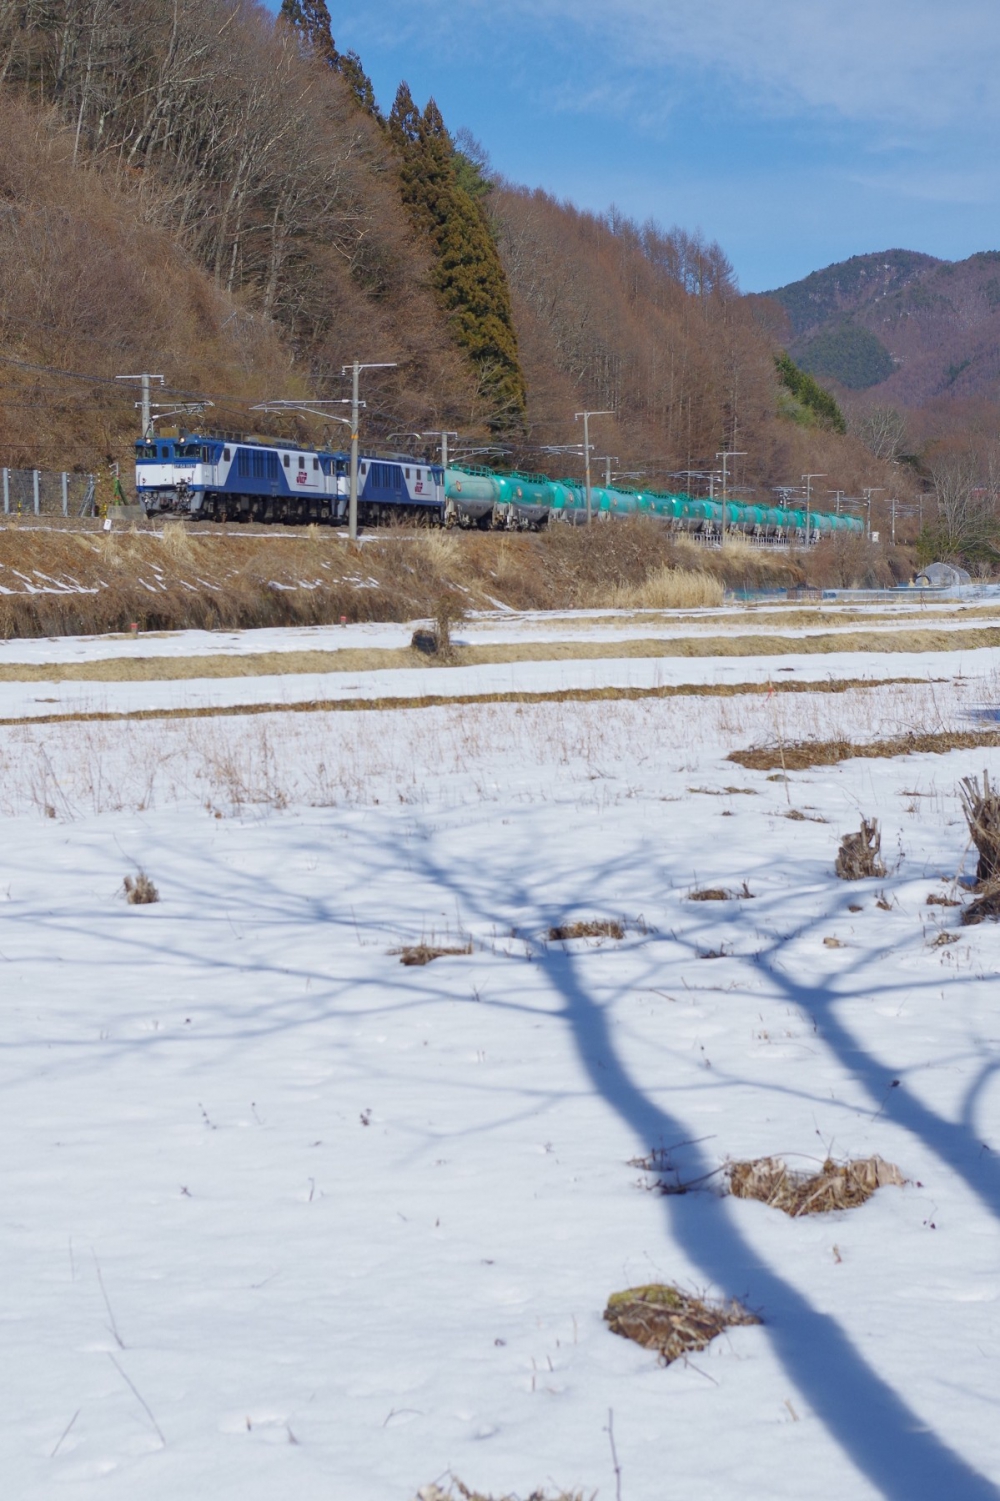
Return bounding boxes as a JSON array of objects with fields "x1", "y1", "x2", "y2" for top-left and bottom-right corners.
[{"x1": 4, "y1": 609, "x2": 1000, "y2": 1500}]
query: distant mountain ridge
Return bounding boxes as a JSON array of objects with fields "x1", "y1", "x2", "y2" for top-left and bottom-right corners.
[{"x1": 761, "y1": 249, "x2": 1000, "y2": 407}]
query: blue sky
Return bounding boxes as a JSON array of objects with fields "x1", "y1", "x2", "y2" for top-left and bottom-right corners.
[{"x1": 274, "y1": 1, "x2": 1000, "y2": 292}]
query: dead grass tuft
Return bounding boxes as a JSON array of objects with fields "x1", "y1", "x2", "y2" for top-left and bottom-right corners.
[
  {"x1": 728, "y1": 1155, "x2": 905, "y2": 1215},
  {"x1": 417, "y1": 1480, "x2": 590, "y2": 1501},
  {"x1": 688, "y1": 888, "x2": 729, "y2": 902},
  {"x1": 391, "y1": 942, "x2": 473, "y2": 966},
  {"x1": 835, "y1": 818, "x2": 886, "y2": 880},
  {"x1": 959, "y1": 772, "x2": 1000, "y2": 888},
  {"x1": 603, "y1": 1283, "x2": 760, "y2": 1364},
  {"x1": 123, "y1": 872, "x2": 159, "y2": 905},
  {"x1": 927, "y1": 892, "x2": 962, "y2": 906},
  {"x1": 547, "y1": 919, "x2": 625, "y2": 941}
]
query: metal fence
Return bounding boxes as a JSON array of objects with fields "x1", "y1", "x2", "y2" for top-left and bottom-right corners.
[{"x1": 1, "y1": 468, "x2": 96, "y2": 518}]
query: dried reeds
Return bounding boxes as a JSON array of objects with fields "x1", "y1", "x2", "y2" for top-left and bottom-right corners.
[
  {"x1": 835, "y1": 818, "x2": 886, "y2": 880},
  {"x1": 603, "y1": 1283, "x2": 760, "y2": 1364},
  {"x1": 607, "y1": 566, "x2": 723, "y2": 610},
  {"x1": 547, "y1": 919, "x2": 625, "y2": 941},
  {"x1": 730, "y1": 726, "x2": 1000, "y2": 771},
  {"x1": 417, "y1": 1481, "x2": 589, "y2": 1501},
  {"x1": 727, "y1": 1155, "x2": 905, "y2": 1216},
  {"x1": 123, "y1": 872, "x2": 159, "y2": 904},
  {"x1": 391, "y1": 942, "x2": 473, "y2": 966}
]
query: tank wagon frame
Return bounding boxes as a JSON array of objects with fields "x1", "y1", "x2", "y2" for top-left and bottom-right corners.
[{"x1": 134, "y1": 436, "x2": 863, "y2": 541}]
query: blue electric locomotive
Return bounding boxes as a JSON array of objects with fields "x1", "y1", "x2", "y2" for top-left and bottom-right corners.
[{"x1": 134, "y1": 434, "x2": 445, "y2": 524}]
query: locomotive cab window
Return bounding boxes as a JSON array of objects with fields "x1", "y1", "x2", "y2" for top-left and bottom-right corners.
[
  {"x1": 224, "y1": 448, "x2": 231, "y2": 462},
  {"x1": 283, "y1": 454, "x2": 290, "y2": 468},
  {"x1": 312, "y1": 458, "x2": 318, "y2": 471}
]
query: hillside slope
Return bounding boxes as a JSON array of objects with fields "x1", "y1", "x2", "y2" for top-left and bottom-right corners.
[{"x1": 762, "y1": 250, "x2": 1000, "y2": 407}]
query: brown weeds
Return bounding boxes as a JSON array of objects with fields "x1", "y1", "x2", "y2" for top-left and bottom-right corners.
[
  {"x1": 123, "y1": 872, "x2": 159, "y2": 905},
  {"x1": 603, "y1": 1283, "x2": 760, "y2": 1364},
  {"x1": 730, "y1": 726, "x2": 1000, "y2": 771},
  {"x1": 727, "y1": 1155, "x2": 905, "y2": 1215},
  {"x1": 391, "y1": 942, "x2": 473, "y2": 966},
  {"x1": 547, "y1": 919, "x2": 625, "y2": 941}
]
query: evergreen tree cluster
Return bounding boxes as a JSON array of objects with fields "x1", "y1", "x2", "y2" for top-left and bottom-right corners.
[
  {"x1": 278, "y1": 0, "x2": 380, "y2": 119},
  {"x1": 388, "y1": 85, "x2": 526, "y2": 431},
  {"x1": 775, "y1": 353, "x2": 847, "y2": 434},
  {"x1": 280, "y1": 1, "x2": 526, "y2": 432}
]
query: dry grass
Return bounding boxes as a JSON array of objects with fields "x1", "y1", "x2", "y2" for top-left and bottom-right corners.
[
  {"x1": 547, "y1": 919, "x2": 625, "y2": 941},
  {"x1": 606, "y1": 565, "x2": 724, "y2": 610},
  {"x1": 835, "y1": 818, "x2": 886, "y2": 880},
  {"x1": 603, "y1": 1283, "x2": 760, "y2": 1365},
  {"x1": 688, "y1": 888, "x2": 729, "y2": 901},
  {"x1": 417, "y1": 1481, "x2": 590, "y2": 1501},
  {"x1": 391, "y1": 942, "x2": 473, "y2": 966},
  {"x1": 0, "y1": 671, "x2": 937, "y2": 733},
  {"x1": 123, "y1": 872, "x2": 159, "y2": 905},
  {"x1": 727, "y1": 1155, "x2": 905, "y2": 1215},
  {"x1": 730, "y1": 725, "x2": 1000, "y2": 771}
]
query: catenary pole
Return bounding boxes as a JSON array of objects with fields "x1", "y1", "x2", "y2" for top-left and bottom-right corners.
[
  {"x1": 575, "y1": 410, "x2": 613, "y2": 523},
  {"x1": 801, "y1": 473, "x2": 826, "y2": 547},
  {"x1": 343, "y1": 360, "x2": 397, "y2": 541},
  {"x1": 115, "y1": 374, "x2": 164, "y2": 438},
  {"x1": 717, "y1": 450, "x2": 747, "y2": 547}
]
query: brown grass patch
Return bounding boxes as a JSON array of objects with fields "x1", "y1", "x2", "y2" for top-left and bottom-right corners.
[
  {"x1": 728, "y1": 1155, "x2": 905, "y2": 1215},
  {"x1": 123, "y1": 872, "x2": 159, "y2": 905},
  {"x1": 688, "y1": 888, "x2": 729, "y2": 902},
  {"x1": 391, "y1": 942, "x2": 473, "y2": 966},
  {"x1": 0, "y1": 673, "x2": 936, "y2": 734},
  {"x1": 927, "y1": 892, "x2": 962, "y2": 907},
  {"x1": 547, "y1": 919, "x2": 624, "y2": 941},
  {"x1": 603, "y1": 1283, "x2": 760, "y2": 1364},
  {"x1": 730, "y1": 725, "x2": 1000, "y2": 771}
]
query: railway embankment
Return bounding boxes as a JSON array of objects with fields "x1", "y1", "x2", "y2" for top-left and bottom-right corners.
[{"x1": 0, "y1": 518, "x2": 915, "y2": 640}]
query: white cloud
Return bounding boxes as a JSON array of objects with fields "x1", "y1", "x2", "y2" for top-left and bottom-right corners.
[{"x1": 386, "y1": 0, "x2": 1000, "y2": 130}]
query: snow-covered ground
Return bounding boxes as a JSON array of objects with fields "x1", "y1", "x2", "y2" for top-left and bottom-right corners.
[{"x1": 3, "y1": 611, "x2": 1000, "y2": 1501}]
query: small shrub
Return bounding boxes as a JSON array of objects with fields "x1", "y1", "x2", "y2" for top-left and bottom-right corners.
[
  {"x1": 123, "y1": 872, "x2": 159, "y2": 904},
  {"x1": 604, "y1": 1283, "x2": 760, "y2": 1364},
  {"x1": 835, "y1": 818, "x2": 885, "y2": 880}
]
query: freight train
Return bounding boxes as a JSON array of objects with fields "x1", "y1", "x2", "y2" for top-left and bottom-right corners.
[{"x1": 134, "y1": 433, "x2": 863, "y2": 539}]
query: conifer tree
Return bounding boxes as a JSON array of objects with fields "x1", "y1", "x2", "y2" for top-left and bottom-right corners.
[
  {"x1": 388, "y1": 84, "x2": 526, "y2": 431},
  {"x1": 278, "y1": 0, "x2": 381, "y2": 121}
]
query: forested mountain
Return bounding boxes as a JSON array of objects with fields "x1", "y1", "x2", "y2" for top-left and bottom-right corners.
[
  {"x1": 0, "y1": 0, "x2": 910, "y2": 511},
  {"x1": 761, "y1": 250, "x2": 1000, "y2": 408}
]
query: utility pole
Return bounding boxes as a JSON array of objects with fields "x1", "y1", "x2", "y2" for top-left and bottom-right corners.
[
  {"x1": 574, "y1": 410, "x2": 613, "y2": 523},
  {"x1": 343, "y1": 360, "x2": 397, "y2": 541},
  {"x1": 116, "y1": 374, "x2": 164, "y2": 438},
  {"x1": 801, "y1": 473, "x2": 826, "y2": 546},
  {"x1": 717, "y1": 449, "x2": 747, "y2": 547},
  {"x1": 594, "y1": 456, "x2": 619, "y2": 487},
  {"x1": 890, "y1": 497, "x2": 897, "y2": 546}
]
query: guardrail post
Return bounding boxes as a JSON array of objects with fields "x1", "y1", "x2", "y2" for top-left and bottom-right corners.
[
  {"x1": 2, "y1": 469, "x2": 8, "y2": 515},
  {"x1": 61, "y1": 472, "x2": 68, "y2": 517},
  {"x1": 33, "y1": 469, "x2": 40, "y2": 515}
]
